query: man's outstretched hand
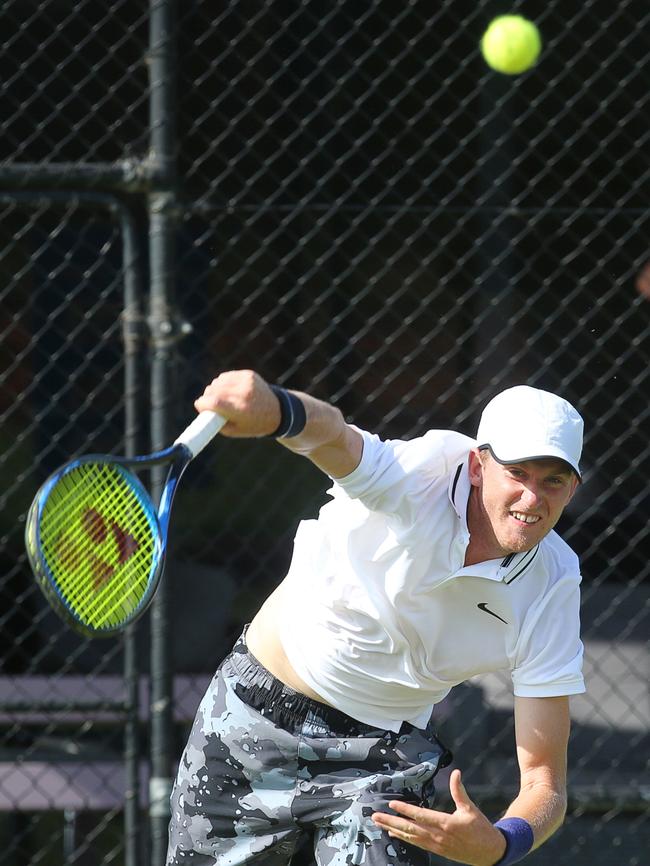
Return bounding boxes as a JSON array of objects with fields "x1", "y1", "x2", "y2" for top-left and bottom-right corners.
[{"x1": 371, "y1": 769, "x2": 507, "y2": 866}]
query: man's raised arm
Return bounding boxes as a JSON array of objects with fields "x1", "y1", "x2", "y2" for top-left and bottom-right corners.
[{"x1": 193, "y1": 369, "x2": 363, "y2": 479}]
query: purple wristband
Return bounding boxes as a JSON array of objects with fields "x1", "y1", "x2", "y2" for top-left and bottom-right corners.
[{"x1": 493, "y1": 818, "x2": 534, "y2": 866}]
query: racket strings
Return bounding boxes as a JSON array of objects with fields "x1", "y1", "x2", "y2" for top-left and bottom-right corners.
[{"x1": 39, "y1": 463, "x2": 157, "y2": 629}]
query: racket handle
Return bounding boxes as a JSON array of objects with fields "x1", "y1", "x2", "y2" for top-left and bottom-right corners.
[{"x1": 175, "y1": 411, "x2": 226, "y2": 457}]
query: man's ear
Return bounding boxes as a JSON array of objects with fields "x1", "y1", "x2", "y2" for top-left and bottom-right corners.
[
  {"x1": 468, "y1": 448, "x2": 484, "y2": 488},
  {"x1": 566, "y1": 474, "x2": 580, "y2": 503}
]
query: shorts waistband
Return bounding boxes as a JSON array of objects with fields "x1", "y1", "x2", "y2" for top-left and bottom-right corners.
[{"x1": 225, "y1": 626, "x2": 390, "y2": 736}]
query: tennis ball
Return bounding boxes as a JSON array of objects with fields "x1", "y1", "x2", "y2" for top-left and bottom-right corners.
[{"x1": 481, "y1": 15, "x2": 542, "y2": 75}]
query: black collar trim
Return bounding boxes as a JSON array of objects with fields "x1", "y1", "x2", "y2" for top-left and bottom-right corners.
[
  {"x1": 451, "y1": 462, "x2": 463, "y2": 507},
  {"x1": 504, "y1": 546, "x2": 539, "y2": 584}
]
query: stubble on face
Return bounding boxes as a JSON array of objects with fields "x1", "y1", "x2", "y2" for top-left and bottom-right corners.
[{"x1": 465, "y1": 450, "x2": 578, "y2": 564}]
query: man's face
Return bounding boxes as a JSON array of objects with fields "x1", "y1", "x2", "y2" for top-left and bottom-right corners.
[{"x1": 467, "y1": 449, "x2": 579, "y2": 556}]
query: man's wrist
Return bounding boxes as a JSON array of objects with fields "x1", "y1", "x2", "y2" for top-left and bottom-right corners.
[
  {"x1": 492, "y1": 818, "x2": 534, "y2": 866},
  {"x1": 268, "y1": 385, "x2": 307, "y2": 438}
]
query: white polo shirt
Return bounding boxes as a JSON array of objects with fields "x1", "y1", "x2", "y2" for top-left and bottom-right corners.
[{"x1": 280, "y1": 427, "x2": 585, "y2": 732}]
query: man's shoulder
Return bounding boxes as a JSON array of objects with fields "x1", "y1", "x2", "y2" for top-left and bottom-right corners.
[
  {"x1": 416, "y1": 428, "x2": 476, "y2": 464},
  {"x1": 351, "y1": 427, "x2": 475, "y2": 477},
  {"x1": 538, "y1": 530, "x2": 581, "y2": 580},
  {"x1": 330, "y1": 428, "x2": 475, "y2": 512}
]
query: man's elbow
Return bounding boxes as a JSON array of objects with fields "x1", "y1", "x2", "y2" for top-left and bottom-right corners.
[
  {"x1": 554, "y1": 790, "x2": 568, "y2": 829},
  {"x1": 517, "y1": 779, "x2": 568, "y2": 847},
  {"x1": 535, "y1": 787, "x2": 568, "y2": 846}
]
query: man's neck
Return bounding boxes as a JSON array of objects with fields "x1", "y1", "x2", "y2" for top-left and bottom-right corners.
[{"x1": 464, "y1": 487, "x2": 507, "y2": 566}]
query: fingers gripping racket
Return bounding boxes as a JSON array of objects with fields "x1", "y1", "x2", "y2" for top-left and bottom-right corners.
[{"x1": 24, "y1": 411, "x2": 225, "y2": 638}]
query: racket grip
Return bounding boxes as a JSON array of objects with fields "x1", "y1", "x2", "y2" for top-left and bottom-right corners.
[{"x1": 175, "y1": 411, "x2": 226, "y2": 457}]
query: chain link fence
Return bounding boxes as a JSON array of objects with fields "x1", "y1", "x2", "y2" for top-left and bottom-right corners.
[
  {"x1": 0, "y1": 1, "x2": 648, "y2": 865},
  {"x1": 0, "y1": 197, "x2": 143, "y2": 863}
]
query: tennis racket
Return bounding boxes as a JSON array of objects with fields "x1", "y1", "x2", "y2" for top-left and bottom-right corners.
[{"x1": 24, "y1": 411, "x2": 225, "y2": 638}]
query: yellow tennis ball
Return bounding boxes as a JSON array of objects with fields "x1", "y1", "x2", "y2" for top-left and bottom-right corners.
[{"x1": 481, "y1": 15, "x2": 542, "y2": 75}]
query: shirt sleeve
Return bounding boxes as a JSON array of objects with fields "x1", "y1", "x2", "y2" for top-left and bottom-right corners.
[
  {"x1": 333, "y1": 427, "x2": 474, "y2": 517},
  {"x1": 512, "y1": 571, "x2": 585, "y2": 697}
]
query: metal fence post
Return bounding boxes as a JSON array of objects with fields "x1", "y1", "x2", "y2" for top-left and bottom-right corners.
[
  {"x1": 120, "y1": 203, "x2": 146, "y2": 866},
  {"x1": 147, "y1": 1, "x2": 179, "y2": 863}
]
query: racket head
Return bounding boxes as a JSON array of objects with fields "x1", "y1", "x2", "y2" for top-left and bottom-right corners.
[{"x1": 25, "y1": 457, "x2": 165, "y2": 637}]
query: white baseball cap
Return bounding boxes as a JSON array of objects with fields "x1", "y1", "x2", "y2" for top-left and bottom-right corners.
[{"x1": 476, "y1": 385, "x2": 583, "y2": 478}]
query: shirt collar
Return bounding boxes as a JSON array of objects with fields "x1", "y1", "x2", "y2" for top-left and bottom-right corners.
[
  {"x1": 448, "y1": 460, "x2": 470, "y2": 528},
  {"x1": 448, "y1": 459, "x2": 540, "y2": 583}
]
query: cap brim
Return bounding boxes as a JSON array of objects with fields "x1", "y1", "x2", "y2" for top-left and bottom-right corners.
[{"x1": 478, "y1": 444, "x2": 581, "y2": 480}]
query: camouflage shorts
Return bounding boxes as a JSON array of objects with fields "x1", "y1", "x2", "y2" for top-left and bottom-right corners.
[{"x1": 166, "y1": 628, "x2": 451, "y2": 866}]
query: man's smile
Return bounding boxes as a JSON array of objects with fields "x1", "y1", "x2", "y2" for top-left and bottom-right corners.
[{"x1": 510, "y1": 511, "x2": 541, "y2": 525}]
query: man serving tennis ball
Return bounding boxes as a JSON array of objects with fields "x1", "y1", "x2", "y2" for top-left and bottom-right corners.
[{"x1": 167, "y1": 370, "x2": 584, "y2": 866}]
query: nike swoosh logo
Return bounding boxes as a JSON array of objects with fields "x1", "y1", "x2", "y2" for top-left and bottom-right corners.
[{"x1": 477, "y1": 602, "x2": 508, "y2": 624}]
